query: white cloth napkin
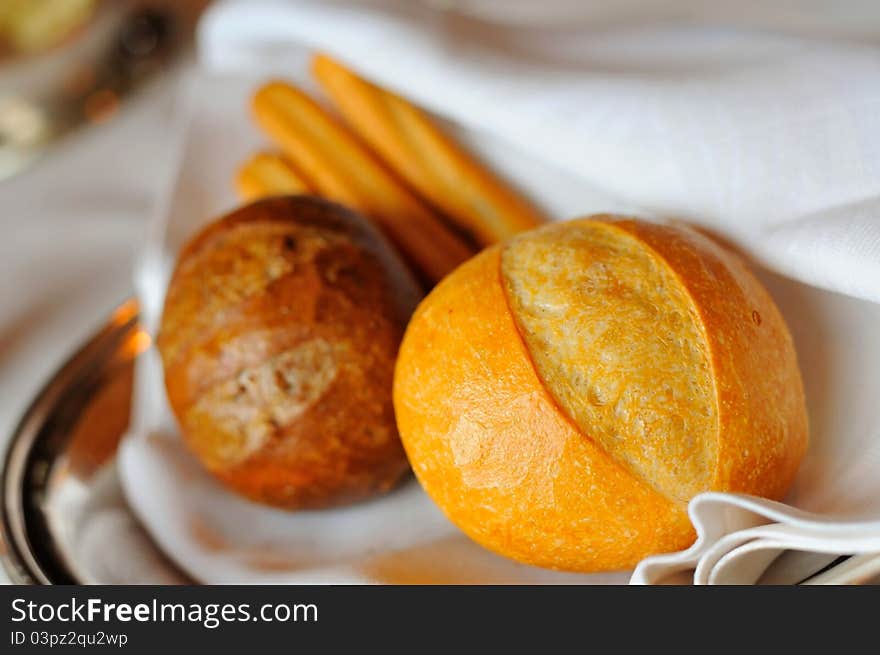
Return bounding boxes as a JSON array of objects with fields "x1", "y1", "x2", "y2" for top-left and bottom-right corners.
[
  {"x1": 199, "y1": 0, "x2": 880, "y2": 304},
  {"x1": 119, "y1": 0, "x2": 880, "y2": 584}
]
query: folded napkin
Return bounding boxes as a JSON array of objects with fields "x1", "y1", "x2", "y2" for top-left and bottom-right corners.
[
  {"x1": 120, "y1": 0, "x2": 880, "y2": 584},
  {"x1": 632, "y1": 494, "x2": 880, "y2": 584},
  {"x1": 200, "y1": 0, "x2": 880, "y2": 304}
]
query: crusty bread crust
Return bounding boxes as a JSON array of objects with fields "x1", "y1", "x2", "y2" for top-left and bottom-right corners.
[
  {"x1": 159, "y1": 196, "x2": 420, "y2": 508},
  {"x1": 394, "y1": 245, "x2": 695, "y2": 571},
  {"x1": 503, "y1": 219, "x2": 718, "y2": 503},
  {"x1": 610, "y1": 219, "x2": 808, "y2": 500},
  {"x1": 394, "y1": 217, "x2": 808, "y2": 571}
]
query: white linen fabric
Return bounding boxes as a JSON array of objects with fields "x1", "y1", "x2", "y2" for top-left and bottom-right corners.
[
  {"x1": 199, "y1": 0, "x2": 880, "y2": 303},
  {"x1": 118, "y1": 0, "x2": 880, "y2": 584}
]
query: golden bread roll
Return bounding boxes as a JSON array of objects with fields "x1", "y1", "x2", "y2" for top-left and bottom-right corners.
[
  {"x1": 393, "y1": 217, "x2": 808, "y2": 571},
  {"x1": 158, "y1": 196, "x2": 421, "y2": 509}
]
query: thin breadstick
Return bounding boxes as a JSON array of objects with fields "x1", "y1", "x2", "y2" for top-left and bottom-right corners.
[
  {"x1": 251, "y1": 81, "x2": 474, "y2": 282},
  {"x1": 236, "y1": 152, "x2": 311, "y2": 201},
  {"x1": 311, "y1": 54, "x2": 546, "y2": 246}
]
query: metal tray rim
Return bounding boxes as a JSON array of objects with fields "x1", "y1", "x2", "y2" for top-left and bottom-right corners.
[{"x1": 0, "y1": 300, "x2": 140, "y2": 584}]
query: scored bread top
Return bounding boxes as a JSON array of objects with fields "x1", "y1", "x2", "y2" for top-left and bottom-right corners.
[
  {"x1": 160, "y1": 196, "x2": 420, "y2": 373},
  {"x1": 394, "y1": 214, "x2": 807, "y2": 570},
  {"x1": 500, "y1": 216, "x2": 808, "y2": 505},
  {"x1": 613, "y1": 219, "x2": 807, "y2": 499},
  {"x1": 158, "y1": 196, "x2": 420, "y2": 507},
  {"x1": 502, "y1": 220, "x2": 717, "y2": 502},
  {"x1": 393, "y1": 245, "x2": 695, "y2": 570}
]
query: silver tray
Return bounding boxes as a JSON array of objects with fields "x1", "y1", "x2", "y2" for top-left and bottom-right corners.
[
  {"x1": 0, "y1": 300, "x2": 188, "y2": 584},
  {"x1": 3, "y1": 301, "x2": 875, "y2": 585}
]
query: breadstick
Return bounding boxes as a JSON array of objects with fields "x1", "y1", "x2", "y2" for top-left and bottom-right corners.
[
  {"x1": 251, "y1": 81, "x2": 474, "y2": 282},
  {"x1": 311, "y1": 54, "x2": 546, "y2": 246},
  {"x1": 236, "y1": 152, "x2": 311, "y2": 201}
]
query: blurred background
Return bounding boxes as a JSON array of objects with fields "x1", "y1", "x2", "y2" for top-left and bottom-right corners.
[{"x1": 0, "y1": 0, "x2": 207, "y2": 466}]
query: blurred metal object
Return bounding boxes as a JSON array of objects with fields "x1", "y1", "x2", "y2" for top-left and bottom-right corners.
[
  {"x1": 0, "y1": 2, "x2": 181, "y2": 181},
  {"x1": 0, "y1": 299, "x2": 188, "y2": 584}
]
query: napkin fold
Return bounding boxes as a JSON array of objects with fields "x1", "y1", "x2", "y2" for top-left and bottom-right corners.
[
  {"x1": 632, "y1": 494, "x2": 880, "y2": 584},
  {"x1": 199, "y1": 0, "x2": 880, "y2": 304},
  {"x1": 122, "y1": 0, "x2": 880, "y2": 585}
]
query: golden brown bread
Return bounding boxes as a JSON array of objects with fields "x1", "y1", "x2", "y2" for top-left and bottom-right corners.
[
  {"x1": 235, "y1": 152, "x2": 311, "y2": 201},
  {"x1": 393, "y1": 216, "x2": 808, "y2": 571},
  {"x1": 251, "y1": 81, "x2": 475, "y2": 284},
  {"x1": 158, "y1": 196, "x2": 421, "y2": 508},
  {"x1": 311, "y1": 54, "x2": 547, "y2": 246}
]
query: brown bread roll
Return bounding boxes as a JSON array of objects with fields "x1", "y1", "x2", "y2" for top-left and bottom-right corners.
[
  {"x1": 158, "y1": 196, "x2": 421, "y2": 509},
  {"x1": 393, "y1": 216, "x2": 808, "y2": 572}
]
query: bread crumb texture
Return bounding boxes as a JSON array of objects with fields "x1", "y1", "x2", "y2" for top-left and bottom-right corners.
[
  {"x1": 159, "y1": 197, "x2": 417, "y2": 508},
  {"x1": 394, "y1": 246, "x2": 694, "y2": 572},
  {"x1": 393, "y1": 216, "x2": 807, "y2": 572},
  {"x1": 502, "y1": 219, "x2": 716, "y2": 502}
]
